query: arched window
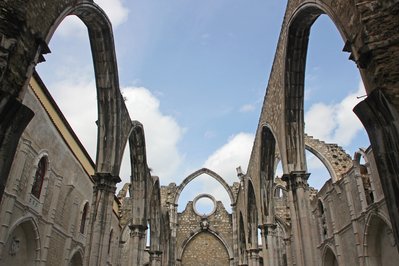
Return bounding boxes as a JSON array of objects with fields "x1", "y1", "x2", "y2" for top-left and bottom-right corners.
[
  {"x1": 80, "y1": 203, "x2": 89, "y2": 234},
  {"x1": 318, "y1": 200, "x2": 328, "y2": 240},
  {"x1": 31, "y1": 156, "x2": 47, "y2": 199}
]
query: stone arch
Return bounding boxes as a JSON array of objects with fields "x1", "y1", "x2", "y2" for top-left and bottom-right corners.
[
  {"x1": 129, "y1": 121, "x2": 150, "y2": 227},
  {"x1": 51, "y1": 2, "x2": 132, "y2": 176},
  {"x1": 173, "y1": 168, "x2": 234, "y2": 206},
  {"x1": 305, "y1": 135, "x2": 353, "y2": 182},
  {"x1": 322, "y1": 245, "x2": 338, "y2": 266},
  {"x1": 1, "y1": 216, "x2": 41, "y2": 265},
  {"x1": 284, "y1": 2, "x2": 353, "y2": 173},
  {"x1": 247, "y1": 179, "x2": 258, "y2": 248},
  {"x1": 0, "y1": 0, "x2": 132, "y2": 201},
  {"x1": 178, "y1": 229, "x2": 233, "y2": 266},
  {"x1": 68, "y1": 247, "x2": 84, "y2": 266},
  {"x1": 363, "y1": 213, "x2": 399, "y2": 266},
  {"x1": 260, "y1": 124, "x2": 277, "y2": 220}
]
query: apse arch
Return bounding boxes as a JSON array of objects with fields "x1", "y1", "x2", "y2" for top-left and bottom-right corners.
[
  {"x1": 284, "y1": 2, "x2": 354, "y2": 173},
  {"x1": 173, "y1": 168, "x2": 234, "y2": 207}
]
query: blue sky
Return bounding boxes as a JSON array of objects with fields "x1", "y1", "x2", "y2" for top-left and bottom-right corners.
[{"x1": 36, "y1": 0, "x2": 369, "y2": 210}]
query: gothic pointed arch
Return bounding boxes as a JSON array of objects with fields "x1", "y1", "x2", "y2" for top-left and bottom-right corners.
[
  {"x1": 178, "y1": 228, "x2": 234, "y2": 265},
  {"x1": 284, "y1": 3, "x2": 350, "y2": 173},
  {"x1": 173, "y1": 168, "x2": 235, "y2": 206},
  {"x1": 322, "y1": 245, "x2": 338, "y2": 266}
]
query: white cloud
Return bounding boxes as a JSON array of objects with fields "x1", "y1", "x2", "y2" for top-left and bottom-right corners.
[
  {"x1": 56, "y1": 0, "x2": 129, "y2": 38},
  {"x1": 203, "y1": 133, "x2": 254, "y2": 184},
  {"x1": 49, "y1": 70, "x2": 184, "y2": 187},
  {"x1": 95, "y1": 0, "x2": 129, "y2": 27},
  {"x1": 305, "y1": 82, "x2": 366, "y2": 147},
  {"x1": 239, "y1": 104, "x2": 255, "y2": 113},
  {"x1": 50, "y1": 72, "x2": 98, "y2": 159},
  {"x1": 120, "y1": 87, "x2": 185, "y2": 185}
]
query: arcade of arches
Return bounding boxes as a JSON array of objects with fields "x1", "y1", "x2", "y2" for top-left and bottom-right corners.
[{"x1": 0, "y1": 0, "x2": 399, "y2": 265}]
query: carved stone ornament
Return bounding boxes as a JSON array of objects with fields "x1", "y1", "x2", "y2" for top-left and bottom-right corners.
[{"x1": 9, "y1": 236, "x2": 20, "y2": 256}]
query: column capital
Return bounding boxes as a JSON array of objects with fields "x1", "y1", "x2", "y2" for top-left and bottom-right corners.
[
  {"x1": 149, "y1": 250, "x2": 163, "y2": 261},
  {"x1": 282, "y1": 171, "x2": 310, "y2": 191},
  {"x1": 92, "y1": 173, "x2": 121, "y2": 193},
  {"x1": 129, "y1": 224, "x2": 148, "y2": 238}
]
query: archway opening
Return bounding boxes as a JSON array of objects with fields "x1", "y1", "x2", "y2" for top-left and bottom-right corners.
[
  {"x1": 2, "y1": 220, "x2": 39, "y2": 265},
  {"x1": 177, "y1": 173, "x2": 232, "y2": 213},
  {"x1": 323, "y1": 247, "x2": 338, "y2": 266},
  {"x1": 303, "y1": 14, "x2": 370, "y2": 160},
  {"x1": 36, "y1": 16, "x2": 98, "y2": 161},
  {"x1": 366, "y1": 216, "x2": 399, "y2": 266},
  {"x1": 305, "y1": 149, "x2": 331, "y2": 190}
]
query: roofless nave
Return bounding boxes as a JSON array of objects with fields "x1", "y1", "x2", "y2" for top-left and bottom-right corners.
[{"x1": 0, "y1": 0, "x2": 399, "y2": 265}]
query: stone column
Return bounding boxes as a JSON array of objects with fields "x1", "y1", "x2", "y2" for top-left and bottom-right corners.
[
  {"x1": 259, "y1": 224, "x2": 277, "y2": 266},
  {"x1": 127, "y1": 224, "x2": 147, "y2": 266},
  {"x1": 149, "y1": 250, "x2": 162, "y2": 266},
  {"x1": 84, "y1": 173, "x2": 120, "y2": 266},
  {"x1": 247, "y1": 248, "x2": 259, "y2": 266},
  {"x1": 283, "y1": 237, "x2": 292, "y2": 266},
  {"x1": 282, "y1": 171, "x2": 315, "y2": 266}
]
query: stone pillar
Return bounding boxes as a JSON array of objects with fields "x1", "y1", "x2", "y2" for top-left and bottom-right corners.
[
  {"x1": 0, "y1": 94, "x2": 34, "y2": 203},
  {"x1": 127, "y1": 224, "x2": 147, "y2": 266},
  {"x1": 231, "y1": 204, "x2": 239, "y2": 265},
  {"x1": 168, "y1": 202, "x2": 178, "y2": 266},
  {"x1": 149, "y1": 250, "x2": 162, "y2": 266},
  {"x1": 282, "y1": 171, "x2": 315, "y2": 266},
  {"x1": 283, "y1": 237, "x2": 292, "y2": 266},
  {"x1": 247, "y1": 248, "x2": 259, "y2": 266},
  {"x1": 354, "y1": 89, "x2": 399, "y2": 252},
  {"x1": 259, "y1": 224, "x2": 277, "y2": 266},
  {"x1": 84, "y1": 173, "x2": 120, "y2": 266}
]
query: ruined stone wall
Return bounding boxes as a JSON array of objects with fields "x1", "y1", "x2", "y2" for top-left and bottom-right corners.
[
  {"x1": 0, "y1": 79, "x2": 121, "y2": 265},
  {"x1": 176, "y1": 201, "x2": 233, "y2": 262},
  {"x1": 310, "y1": 148, "x2": 397, "y2": 265}
]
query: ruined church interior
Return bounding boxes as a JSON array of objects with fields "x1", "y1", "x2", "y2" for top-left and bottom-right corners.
[{"x1": 1, "y1": 0, "x2": 399, "y2": 265}]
